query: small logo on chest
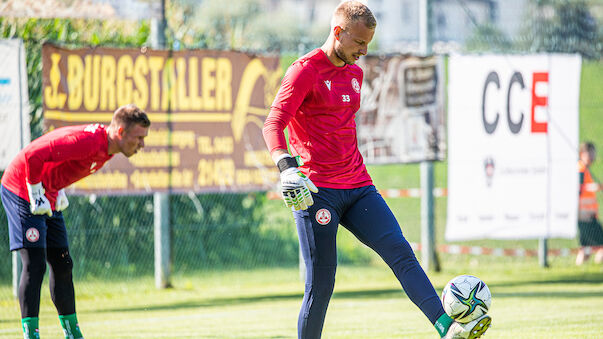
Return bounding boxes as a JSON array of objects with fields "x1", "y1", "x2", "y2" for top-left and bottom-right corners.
[
  {"x1": 324, "y1": 80, "x2": 331, "y2": 91},
  {"x1": 351, "y1": 78, "x2": 360, "y2": 93}
]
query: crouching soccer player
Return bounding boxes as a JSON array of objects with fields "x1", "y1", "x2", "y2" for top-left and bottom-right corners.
[
  {"x1": 262, "y1": 2, "x2": 491, "y2": 338},
  {"x1": 1, "y1": 104, "x2": 150, "y2": 338}
]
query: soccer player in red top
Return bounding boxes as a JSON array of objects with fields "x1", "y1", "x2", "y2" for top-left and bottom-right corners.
[
  {"x1": 1, "y1": 104, "x2": 150, "y2": 339},
  {"x1": 263, "y1": 2, "x2": 490, "y2": 338}
]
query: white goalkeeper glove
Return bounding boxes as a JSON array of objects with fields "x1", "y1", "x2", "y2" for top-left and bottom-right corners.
[
  {"x1": 277, "y1": 154, "x2": 318, "y2": 211},
  {"x1": 281, "y1": 168, "x2": 318, "y2": 210},
  {"x1": 26, "y1": 182, "x2": 52, "y2": 217},
  {"x1": 55, "y1": 189, "x2": 69, "y2": 212}
]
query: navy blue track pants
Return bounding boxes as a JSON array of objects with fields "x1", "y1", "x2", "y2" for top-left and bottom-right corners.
[
  {"x1": 293, "y1": 185, "x2": 444, "y2": 339},
  {"x1": 2, "y1": 185, "x2": 69, "y2": 250}
]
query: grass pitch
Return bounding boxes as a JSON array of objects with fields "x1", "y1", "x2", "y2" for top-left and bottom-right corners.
[
  {"x1": 0, "y1": 256, "x2": 601, "y2": 338},
  {"x1": 0, "y1": 61, "x2": 601, "y2": 338}
]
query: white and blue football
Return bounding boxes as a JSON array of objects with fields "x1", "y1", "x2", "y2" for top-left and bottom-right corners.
[{"x1": 441, "y1": 275, "x2": 492, "y2": 323}]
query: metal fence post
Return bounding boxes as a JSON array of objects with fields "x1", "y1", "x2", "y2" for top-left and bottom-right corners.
[
  {"x1": 151, "y1": 0, "x2": 172, "y2": 289},
  {"x1": 421, "y1": 161, "x2": 438, "y2": 271},
  {"x1": 539, "y1": 238, "x2": 549, "y2": 268},
  {"x1": 419, "y1": 0, "x2": 439, "y2": 271},
  {"x1": 154, "y1": 192, "x2": 172, "y2": 288},
  {"x1": 12, "y1": 251, "x2": 21, "y2": 297},
  {"x1": 12, "y1": 39, "x2": 27, "y2": 297}
]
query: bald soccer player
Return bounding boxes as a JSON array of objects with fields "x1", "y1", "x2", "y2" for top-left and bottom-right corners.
[{"x1": 263, "y1": 2, "x2": 491, "y2": 338}]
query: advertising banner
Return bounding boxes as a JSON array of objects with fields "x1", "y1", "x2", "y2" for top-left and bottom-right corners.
[
  {"x1": 42, "y1": 44, "x2": 282, "y2": 194},
  {"x1": 446, "y1": 54, "x2": 581, "y2": 240},
  {"x1": 0, "y1": 39, "x2": 30, "y2": 170},
  {"x1": 357, "y1": 55, "x2": 445, "y2": 164}
]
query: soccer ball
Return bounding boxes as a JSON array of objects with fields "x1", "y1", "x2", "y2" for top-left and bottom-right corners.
[{"x1": 441, "y1": 275, "x2": 491, "y2": 323}]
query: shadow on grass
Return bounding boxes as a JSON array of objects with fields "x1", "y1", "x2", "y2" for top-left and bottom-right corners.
[
  {"x1": 489, "y1": 290, "x2": 603, "y2": 298},
  {"x1": 94, "y1": 288, "x2": 410, "y2": 313},
  {"x1": 472, "y1": 272, "x2": 603, "y2": 290},
  {"x1": 337, "y1": 282, "x2": 603, "y2": 300},
  {"x1": 198, "y1": 336, "x2": 288, "y2": 339},
  {"x1": 93, "y1": 272, "x2": 603, "y2": 314},
  {"x1": 95, "y1": 291, "x2": 305, "y2": 313}
]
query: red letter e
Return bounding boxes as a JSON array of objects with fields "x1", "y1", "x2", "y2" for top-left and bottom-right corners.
[{"x1": 531, "y1": 72, "x2": 548, "y2": 133}]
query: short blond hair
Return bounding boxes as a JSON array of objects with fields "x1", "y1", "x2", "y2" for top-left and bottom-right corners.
[
  {"x1": 111, "y1": 104, "x2": 150, "y2": 131},
  {"x1": 332, "y1": 1, "x2": 377, "y2": 30}
]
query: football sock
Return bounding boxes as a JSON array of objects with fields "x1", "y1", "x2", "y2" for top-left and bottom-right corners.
[
  {"x1": 21, "y1": 317, "x2": 40, "y2": 339},
  {"x1": 434, "y1": 313, "x2": 454, "y2": 337},
  {"x1": 59, "y1": 313, "x2": 83, "y2": 339}
]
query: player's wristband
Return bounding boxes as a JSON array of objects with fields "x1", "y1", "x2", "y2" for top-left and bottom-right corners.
[{"x1": 277, "y1": 155, "x2": 299, "y2": 172}]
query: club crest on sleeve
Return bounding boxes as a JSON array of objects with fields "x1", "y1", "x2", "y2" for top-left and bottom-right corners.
[
  {"x1": 315, "y1": 208, "x2": 331, "y2": 225},
  {"x1": 25, "y1": 228, "x2": 40, "y2": 243},
  {"x1": 351, "y1": 78, "x2": 360, "y2": 93}
]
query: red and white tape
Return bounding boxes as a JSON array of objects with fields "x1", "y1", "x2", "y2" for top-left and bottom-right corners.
[
  {"x1": 268, "y1": 189, "x2": 601, "y2": 257},
  {"x1": 409, "y1": 243, "x2": 603, "y2": 257}
]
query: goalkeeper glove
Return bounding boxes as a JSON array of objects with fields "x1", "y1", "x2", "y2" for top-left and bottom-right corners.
[
  {"x1": 277, "y1": 155, "x2": 318, "y2": 211},
  {"x1": 55, "y1": 189, "x2": 69, "y2": 212},
  {"x1": 26, "y1": 182, "x2": 52, "y2": 217}
]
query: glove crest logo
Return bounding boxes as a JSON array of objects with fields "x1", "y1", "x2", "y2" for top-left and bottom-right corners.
[
  {"x1": 25, "y1": 228, "x2": 40, "y2": 242},
  {"x1": 315, "y1": 208, "x2": 331, "y2": 225}
]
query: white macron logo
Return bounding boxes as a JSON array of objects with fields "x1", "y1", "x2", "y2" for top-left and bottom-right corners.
[
  {"x1": 324, "y1": 80, "x2": 331, "y2": 91},
  {"x1": 84, "y1": 123, "x2": 101, "y2": 133}
]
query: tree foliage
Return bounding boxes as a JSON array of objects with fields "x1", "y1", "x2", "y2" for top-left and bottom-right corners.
[
  {"x1": 523, "y1": 0, "x2": 601, "y2": 59},
  {"x1": 465, "y1": 24, "x2": 513, "y2": 53},
  {"x1": 166, "y1": 0, "x2": 322, "y2": 53}
]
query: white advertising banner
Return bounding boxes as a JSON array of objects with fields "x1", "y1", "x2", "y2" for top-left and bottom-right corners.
[
  {"x1": 0, "y1": 39, "x2": 30, "y2": 170},
  {"x1": 446, "y1": 54, "x2": 581, "y2": 241}
]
